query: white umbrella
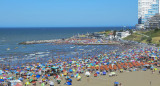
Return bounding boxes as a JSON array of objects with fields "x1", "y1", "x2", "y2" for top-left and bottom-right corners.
[
  {"x1": 49, "y1": 81, "x2": 54, "y2": 85},
  {"x1": 85, "y1": 71, "x2": 90, "y2": 76},
  {"x1": 111, "y1": 72, "x2": 116, "y2": 75}
]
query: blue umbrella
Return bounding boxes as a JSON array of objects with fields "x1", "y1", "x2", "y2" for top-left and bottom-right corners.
[
  {"x1": 69, "y1": 69, "x2": 73, "y2": 72},
  {"x1": 0, "y1": 79, "x2": 4, "y2": 82},
  {"x1": 114, "y1": 82, "x2": 119, "y2": 84},
  {"x1": 36, "y1": 75, "x2": 41, "y2": 78},
  {"x1": 67, "y1": 82, "x2": 72, "y2": 85},
  {"x1": 142, "y1": 68, "x2": 147, "y2": 71}
]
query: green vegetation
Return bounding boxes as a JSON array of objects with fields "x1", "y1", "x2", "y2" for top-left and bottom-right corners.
[
  {"x1": 146, "y1": 37, "x2": 152, "y2": 43},
  {"x1": 99, "y1": 30, "x2": 112, "y2": 37},
  {"x1": 123, "y1": 29, "x2": 160, "y2": 45},
  {"x1": 123, "y1": 32, "x2": 145, "y2": 42}
]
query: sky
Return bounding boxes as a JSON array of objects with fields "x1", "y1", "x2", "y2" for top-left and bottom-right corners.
[{"x1": 0, "y1": 0, "x2": 138, "y2": 27}]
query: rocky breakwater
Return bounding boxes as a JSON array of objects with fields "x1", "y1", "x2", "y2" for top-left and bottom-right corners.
[{"x1": 19, "y1": 39, "x2": 60, "y2": 45}]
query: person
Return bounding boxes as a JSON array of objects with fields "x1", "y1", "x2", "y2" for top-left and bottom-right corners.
[
  {"x1": 85, "y1": 71, "x2": 90, "y2": 77},
  {"x1": 77, "y1": 75, "x2": 81, "y2": 81},
  {"x1": 152, "y1": 70, "x2": 154, "y2": 74},
  {"x1": 65, "y1": 75, "x2": 69, "y2": 80},
  {"x1": 102, "y1": 71, "x2": 106, "y2": 75},
  {"x1": 119, "y1": 83, "x2": 122, "y2": 86},
  {"x1": 57, "y1": 77, "x2": 61, "y2": 84},
  {"x1": 41, "y1": 82, "x2": 45, "y2": 86},
  {"x1": 64, "y1": 80, "x2": 72, "y2": 85},
  {"x1": 114, "y1": 81, "x2": 119, "y2": 86},
  {"x1": 48, "y1": 79, "x2": 54, "y2": 86},
  {"x1": 94, "y1": 73, "x2": 97, "y2": 77},
  {"x1": 68, "y1": 78, "x2": 72, "y2": 83},
  {"x1": 71, "y1": 74, "x2": 74, "y2": 78}
]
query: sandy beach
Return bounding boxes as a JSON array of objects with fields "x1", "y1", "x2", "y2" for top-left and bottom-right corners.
[
  {"x1": 19, "y1": 69, "x2": 160, "y2": 86},
  {"x1": 0, "y1": 45, "x2": 159, "y2": 86}
]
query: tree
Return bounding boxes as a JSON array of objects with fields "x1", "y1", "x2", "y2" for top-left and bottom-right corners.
[
  {"x1": 147, "y1": 37, "x2": 152, "y2": 43},
  {"x1": 119, "y1": 29, "x2": 123, "y2": 32},
  {"x1": 154, "y1": 27, "x2": 159, "y2": 32},
  {"x1": 129, "y1": 29, "x2": 133, "y2": 35},
  {"x1": 113, "y1": 30, "x2": 117, "y2": 38}
]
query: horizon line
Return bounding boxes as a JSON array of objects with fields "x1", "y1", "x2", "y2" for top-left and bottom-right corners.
[{"x1": 0, "y1": 26, "x2": 135, "y2": 28}]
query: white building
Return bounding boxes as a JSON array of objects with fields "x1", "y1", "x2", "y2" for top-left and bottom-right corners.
[
  {"x1": 137, "y1": 0, "x2": 159, "y2": 29},
  {"x1": 116, "y1": 31, "x2": 130, "y2": 39}
]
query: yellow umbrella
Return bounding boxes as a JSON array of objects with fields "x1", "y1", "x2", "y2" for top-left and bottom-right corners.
[
  {"x1": 154, "y1": 68, "x2": 157, "y2": 71},
  {"x1": 63, "y1": 72, "x2": 67, "y2": 76},
  {"x1": 73, "y1": 69, "x2": 75, "y2": 72},
  {"x1": 25, "y1": 81, "x2": 30, "y2": 85},
  {"x1": 77, "y1": 75, "x2": 81, "y2": 80},
  {"x1": 120, "y1": 69, "x2": 123, "y2": 71}
]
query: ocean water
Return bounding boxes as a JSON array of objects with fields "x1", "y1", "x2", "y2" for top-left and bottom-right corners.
[{"x1": 0, "y1": 27, "x2": 133, "y2": 66}]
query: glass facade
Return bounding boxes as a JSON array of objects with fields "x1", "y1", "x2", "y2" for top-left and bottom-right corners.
[{"x1": 138, "y1": 0, "x2": 159, "y2": 24}]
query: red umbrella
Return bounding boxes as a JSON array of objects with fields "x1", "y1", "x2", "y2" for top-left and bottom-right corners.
[{"x1": 15, "y1": 83, "x2": 22, "y2": 86}]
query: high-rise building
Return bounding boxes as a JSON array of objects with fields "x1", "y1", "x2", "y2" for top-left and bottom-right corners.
[{"x1": 138, "y1": 0, "x2": 159, "y2": 24}]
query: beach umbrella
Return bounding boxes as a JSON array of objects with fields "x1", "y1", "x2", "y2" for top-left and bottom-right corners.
[
  {"x1": 66, "y1": 81, "x2": 72, "y2": 85},
  {"x1": 85, "y1": 71, "x2": 90, "y2": 76},
  {"x1": 111, "y1": 72, "x2": 116, "y2": 75},
  {"x1": 36, "y1": 75, "x2": 41, "y2": 78},
  {"x1": 77, "y1": 75, "x2": 81, "y2": 79},
  {"x1": 154, "y1": 68, "x2": 157, "y2": 71},
  {"x1": 51, "y1": 67, "x2": 58, "y2": 69},
  {"x1": 15, "y1": 83, "x2": 22, "y2": 86},
  {"x1": 0, "y1": 79, "x2": 4, "y2": 82},
  {"x1": 69, "y1": 68, "x2": 73, "y2": 72},
  {"x1": 29, "y1": 79, "x2": 33, "y2": 82},
  {"x1": 120, "y1": 69, "x2": 123, "y2": 71},
  {"x1": 18, "y1": 77, "x2": 23, "y2": 81},
  {"x1": 142, "y1": 68, "x2": 147, "y2": 71},
  {"x1": 114, "y1": 82, "x2": 119, "y2": 84}
]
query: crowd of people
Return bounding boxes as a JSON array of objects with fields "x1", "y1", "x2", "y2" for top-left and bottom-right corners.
[{"x1": 0, "y1": 44, "x2": 160, "y2": 86}]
